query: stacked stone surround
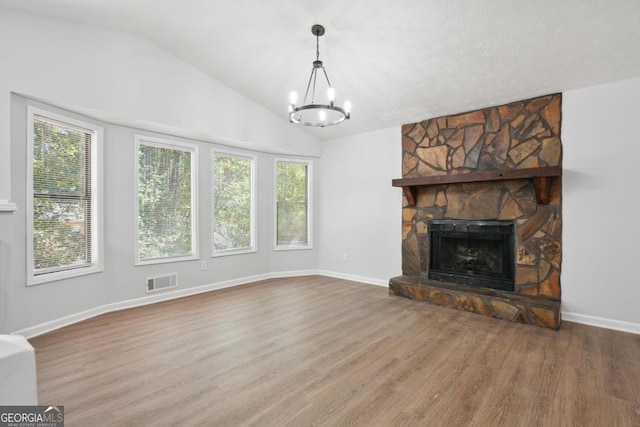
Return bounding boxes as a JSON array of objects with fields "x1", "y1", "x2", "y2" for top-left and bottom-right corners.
[{"x1": 389, "y1": 94, "x2": 562, "y2": 329}]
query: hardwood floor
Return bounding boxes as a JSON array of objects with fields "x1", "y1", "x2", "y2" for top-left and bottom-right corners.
[{"x1": 30, "y1": 276, "x2": 640, "y2": 426}]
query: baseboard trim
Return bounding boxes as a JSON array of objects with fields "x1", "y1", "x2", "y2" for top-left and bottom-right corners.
[
  {"x1": 13, "y1": 271, "x2": 318, "y2": 339},
  {"x1": 19, "y1": 271, "x2": 638, "y2": 338},
  {"x1": 317, "y1": 270, "x2": 389, "y2": 287},
  {"x1": 268, "y1": 269, "x2": 321, "y2": 278},
  {"x1": 562, "y1": 311, "x2": 640, "y2": 335}
]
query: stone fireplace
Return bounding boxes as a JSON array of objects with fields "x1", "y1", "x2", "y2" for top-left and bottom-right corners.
[{"x1": 389, "y1": 94, "x2": 562, "y2": 329}]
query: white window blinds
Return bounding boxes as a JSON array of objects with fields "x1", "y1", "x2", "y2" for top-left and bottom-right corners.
[
  {"x1": 32, "y1": 116, "x2": 94, "y2": 275},
  {"x1": 136, "y1": 139, "x2": 196, "y2": 262},
  {"x1": 213, "y1": 153, "x2": 255, "y2": 253}
]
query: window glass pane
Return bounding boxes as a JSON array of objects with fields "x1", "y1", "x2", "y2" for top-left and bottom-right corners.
[
  {"x1": 213, "y1": 154, "x2": 252, "y2": 252},
  {"x1": 276, "y1": 161, "x2": 309, "y2": 246},
  {"x1": 138, "y1": 143, "x2": 193, "y2": 260},
  {"x1": 33, "y1": 198, "x2": 89, "y2": 274},
  {"x1": 34, "y1": 120, "x2": 87, "y2": 196},
  {"x1": 277, "y1": 202, "x2": 307, "y2": 245},
  {"x1": 276, "y1": 162, "x2": 308, "y2": 202},
  {"x1": 32, "y1": 116, "x2": 93, "y2": 276}
]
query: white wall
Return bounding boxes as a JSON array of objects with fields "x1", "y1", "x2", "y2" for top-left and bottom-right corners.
[
  {"x1": 562, "y1": 76, "x2": 640, "y2": 332},
  {"x1": 0, "y1": 8, "x2": 320, "y2": 334},
  {"x1": 0, "y1": 7, "x2": 319, "y2": 203},
  {"x1": 318, "y1": 127, "x2": 403, "y2": 285}
]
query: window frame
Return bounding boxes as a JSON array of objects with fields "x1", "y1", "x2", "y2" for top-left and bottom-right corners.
[
  {"x1": 273, "y1": 158, "x2": 313, "y2": 251},
  {"x1": 26, "y1": 107, "x2": 104, "y2": 286},
  {"x1": 134, "y1": 135, "x2": 199, "y2": 266},
  {"x1": 212, "y1": 149, "x2": 257, "y2": 257}
]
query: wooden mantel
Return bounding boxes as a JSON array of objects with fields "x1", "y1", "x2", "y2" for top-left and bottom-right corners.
[{"x1": 392, "y1": 166, "x2": 562, "y2": 207}]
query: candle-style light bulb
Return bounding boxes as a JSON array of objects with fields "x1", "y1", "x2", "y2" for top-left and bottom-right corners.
[
  {"x1": 319, "y1": 110, "x2": 327, "y2": 122},
  {"x1": 344, "y1": 100, "x2": 352, "y2": 114},
  {"x1": 289, "y1": 91, "x2": 298, "y2": 105},
  {"x1": 327, "y1": 87, "x2": 335, "y2": 101}
]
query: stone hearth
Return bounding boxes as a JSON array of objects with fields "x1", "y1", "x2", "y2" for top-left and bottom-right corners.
[{"x1": 389, "y1": 94, "x2": 562, "y2": 329}]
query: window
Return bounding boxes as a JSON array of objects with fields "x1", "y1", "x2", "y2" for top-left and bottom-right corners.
[
  {"x1": 274, "y1": 159, "x2": 312, "y2": 249},
  {"x1": 213, "y1": 151, "x2": 256, "y2": 256},
  {"x1": 27, "y1": 108, "x2": 103, "y2": 285},
  {"x1": 135, "y1": 136, "x2": 198, "y2": 264}
]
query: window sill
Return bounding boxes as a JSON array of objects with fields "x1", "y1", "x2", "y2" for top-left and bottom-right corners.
[
  {"x1": 274, "y1": 244, "x2": 313, "y2": 251},
  {"x1": 28, "y1": 265, "x2": 103, "y2": 286},
  {"x1": 0, "y1": 200, "x2": 17, "y2": 212},
  {"x1": 135, "y1": 254, "x2": 198, "y2": 266},
  {"x1": 212, "y1": 248, "x2": 257, "y2": 258}
]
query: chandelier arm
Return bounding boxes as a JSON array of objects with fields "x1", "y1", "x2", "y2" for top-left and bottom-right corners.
[
  {"x1": 302, "y1": 68, "x2": 315, "y2": 107},
  {"x1": 297, "y1": 68, "x2": 316, "y2": 123},
  {"x1": 311, "y1": 67, "x2": 318, "y2": 104},
  {"x1": 321, "y1": 67, "x2": 333, "y2": 91}
]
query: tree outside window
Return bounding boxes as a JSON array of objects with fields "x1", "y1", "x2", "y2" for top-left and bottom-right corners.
[
  {"x1": 136, "y1": 137, "x2": 197, "y2": 263},
  {"x1": 275, "y1": 160, "x2": 311, "y2": 248},
  {"x1": 213, "y1": 152, "x2": 255, "y2": 255}
]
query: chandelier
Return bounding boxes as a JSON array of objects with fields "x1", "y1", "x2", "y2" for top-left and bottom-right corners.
[{"x1": 288, "y1": 25, "x2": 351, "y2": 127}]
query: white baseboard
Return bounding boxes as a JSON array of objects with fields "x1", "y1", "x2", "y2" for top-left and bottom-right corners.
[
  {"x1": 561, "y1": 311, "x2": 640, "y2": 335},
  {"x1": 317, "y1": 270, "x2": 389, "y2": 287},
  {"x1": 12, "y1": 272, "x2": 275, "y2": 339},
  {"x1": 19, "y1": 271, "x2": 638, "y2": 339},
  {"x1": 267, "y1": 269, "x2": 321, "y2": 278},
  {"x1": 11, "y1": 269, "x2": 386, "y2": 339}
]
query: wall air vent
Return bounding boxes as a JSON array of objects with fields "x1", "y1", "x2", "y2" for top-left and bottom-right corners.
[{"x1": 146, "y1": 273, "x2": 178, "y2": 293}]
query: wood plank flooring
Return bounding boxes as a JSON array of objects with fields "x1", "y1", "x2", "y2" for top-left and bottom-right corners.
[{"x1": 29, "y1": 276, "x2": 640, "y2": 426}]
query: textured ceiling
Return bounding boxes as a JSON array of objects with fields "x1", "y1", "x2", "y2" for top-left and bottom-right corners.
[{"x1": 1, "y1": 0, "x2": 640, "y2": 140}]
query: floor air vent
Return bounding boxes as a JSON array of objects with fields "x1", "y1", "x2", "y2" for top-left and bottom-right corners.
[{"x1": 146, "y1": 273, "x2": 178, "y2": 293}]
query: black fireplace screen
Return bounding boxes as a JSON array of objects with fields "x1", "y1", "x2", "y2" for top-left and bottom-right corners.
[{"x1": 428, "y1": 220, "x2": 515, "y2": 291}]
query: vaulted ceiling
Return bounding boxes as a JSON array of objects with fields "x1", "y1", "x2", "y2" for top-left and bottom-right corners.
[{"x1": 1, "y1": 0, "x2": 639, "y2": 140}]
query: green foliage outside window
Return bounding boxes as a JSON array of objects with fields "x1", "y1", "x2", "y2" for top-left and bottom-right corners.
[
  {"x1": 213, "y1": 155, "x2": 252, "y2": 252},
  {"x1": 138, "y1": 144, "x2": 193, "y2": 260},
  {"x1": 276, "y1": 161, "x2": 309, "y2": 245},
  {"x1": 33, "y1": 119, "x2": 91, "y2": 273}
]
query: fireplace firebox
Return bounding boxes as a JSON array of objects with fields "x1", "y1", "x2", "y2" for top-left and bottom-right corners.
[{"x1": 428, "y1": 220, "x2": 515, "y2": 291}]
